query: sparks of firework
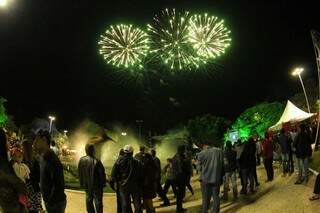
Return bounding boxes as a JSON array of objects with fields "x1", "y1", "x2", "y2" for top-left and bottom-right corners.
[
  {"x1": 188, "y1": 13, "x2": 231, "y2": 59},
  {"x1": 98, "y1": 24, "x2": 149, "y2": 69},
  {"x1": 147, "y1": 8, "x2": 201, "y2": 70}
]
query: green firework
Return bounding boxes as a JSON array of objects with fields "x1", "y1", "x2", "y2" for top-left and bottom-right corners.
[
  {"x1": 188, "y1": 14, "x2": 231, "y2": 59},
  {"x1": 147, "y1": 8, "x2": 201, "y2": 70},
  {"x1": 98, "y1": 24, "x2": 149, "y2": 69}
]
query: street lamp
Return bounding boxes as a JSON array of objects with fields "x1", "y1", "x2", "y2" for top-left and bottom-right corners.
[
  {"x1": 64, "y1": 130, "x2": 68, "y2": 136},
  {"x1": 121, "y1": 132, "x2": 127, "y2": 136},
  {"x1": 136, "y1": 120, "x2": 143, "y2": 141},
  {"x1": 48, "y1": 116, "x2": 56, "y2": 133},
  {"x1": 291, "y1": 67, "x2": 311, "y2": 113},
  {"x1": 0, "y1": 0, "x2": 8, "y2": 7}
]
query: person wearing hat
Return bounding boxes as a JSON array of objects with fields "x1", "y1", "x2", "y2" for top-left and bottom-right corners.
[{"x1": 111, "y1": 145, "x2": 143, "y2": 213}]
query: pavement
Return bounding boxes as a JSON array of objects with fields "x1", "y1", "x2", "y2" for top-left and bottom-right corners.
[{"x1": 65, "y1": 164, "x2": 320, "y2": 213}]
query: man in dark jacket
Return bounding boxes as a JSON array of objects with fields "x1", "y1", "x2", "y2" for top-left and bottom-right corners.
[
  {"x1": 279, "y1": 129, "x2": 291, "y2": 176},
  {"x1": 223, "y1": 141, "x2": 238, "y2": 200},
  {"x1": 78, "y1": 144, "x2": 106, "y2": 213},
  {"x1": 134, "y1": 146, "x2": 146, "y2": 162},
  {"x1": 294, "y1": 124, "x2": 313, "y2": 184},
  {"x1": 111, "y1": 145, "x2": 143, "y2": 213},
  {"x1": 150, "y1": 149, "x2": 170, "y2": 206},
  {"x1": 172, "y1": 145, "x2": 188, "y2": 212},
  {"x1": 239, "y1": 138, "x2": 256, "y2": 194},
  {"x1": 34, "y1": 130, "x2": 66, "y2": 213}
]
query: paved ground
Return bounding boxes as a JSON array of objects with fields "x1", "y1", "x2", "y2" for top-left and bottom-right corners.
[{"x1": 65, "y1": 165, "x2": 320, "y2": 213}]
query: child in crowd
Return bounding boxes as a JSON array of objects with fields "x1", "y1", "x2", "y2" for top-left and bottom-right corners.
[
  {"x1": 11, "y1": 147, "x2": 30, "y2": 183},
  {"x1": 163, "y1": 158, "x2": 178, "y2": 196}
]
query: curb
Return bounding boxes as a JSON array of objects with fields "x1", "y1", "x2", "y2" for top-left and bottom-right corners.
[
  {"x1": 309, "y1": 168, "x2": 319, "y2": 176},
  {"x1": 65, "y1": 189, "x2": 116, "y2": 196}
]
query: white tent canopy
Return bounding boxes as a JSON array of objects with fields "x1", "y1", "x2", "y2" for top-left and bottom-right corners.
[{"x1": 269, "y1": 100, "x2": 314, "y2": 131}]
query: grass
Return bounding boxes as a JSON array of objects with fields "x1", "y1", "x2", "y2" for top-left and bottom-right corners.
[
  {"x1": 310, "y1": 150, "x2": 320, "y2": 172},
  {"x1": 63, "y1": 164, "x2": 114, "y2": 193}
]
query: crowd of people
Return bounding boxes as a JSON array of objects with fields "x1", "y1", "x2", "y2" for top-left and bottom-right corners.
[
  {"x1": 0, "y1": 129, "x2": 66, "y2": 213},
  {"x1": 0, "y1": 122, "x2": 320, "y2": 213}
]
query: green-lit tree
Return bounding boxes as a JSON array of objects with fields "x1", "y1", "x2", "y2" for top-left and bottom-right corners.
[
  {"x1": 187, "y1": 114, "x2": 231, "y2": 147},
  {"x1": 0, "y1": 97, "x2": 8, "y2": 128},
  {"x1": 231, "y1": 102, "x2": 284, "y2": 139}
]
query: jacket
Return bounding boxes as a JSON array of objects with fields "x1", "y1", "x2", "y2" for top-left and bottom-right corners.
[
  {"x1": 39, "y1": 150, "x2": 66, "y2": 204},
  {"x1": 223, "y1": 148, "x2": 237, "y2": 172},
  {"x1": 294, "y1": 131, "x2": 312, "y2": 158},
  {"x1": 164, "y1": 163, "x2": 174, "y2": 180},
  {"x1": 153, "y1": 156, "x2": 162, "y2": 181},
  {"x1": 197, "y1": 147, "x2": 224, "y2": 184},
  {"x1": 262, "y1": 138, "x2": 273, "y2": 159},
  {"x1": 239, "y1": 142, "x2": 256, "y2": 169},
  {"x1": 279, "y1": 134, "x2": 291, "y2": 154},
  {"x1": 111, "y1": 154, "x2": 143, "y2": 193},
  {"x1": 78, "y1": 155, "x2": 106, "y2": 191},
  {"x1": 141, "y1": 153, "x2": 157, "y2": 199},
  {"x1": 172, "y1": 153, "x2": 188, "y2": 182}
]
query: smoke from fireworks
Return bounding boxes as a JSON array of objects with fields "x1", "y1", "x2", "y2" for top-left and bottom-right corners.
[
  {"x1": 147, "y1": 8, "x2": 201, "y2": 70},
  {"x1": 98, "y1": 24, "x2": 149, "y2": 69},
  {"x1": 188, "y1": 14, "x2": 231, "y2": 59}
]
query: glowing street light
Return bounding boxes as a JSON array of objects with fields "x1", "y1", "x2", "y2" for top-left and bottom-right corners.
[
  {"x1": 0, "y1": 0, "x2": 8, "y2": 8},
  {"x1": 136, "y1": 120, "x2": 143, "y2": 141},
  {"x1": 121, "y1": 132, "x2": 127, "y2": 136},
  {"x1": 48, "y1": 116, "x2": 56, "y2": 133},
  {"x1": 64, "y1": 130, "x2": 68, "y2": 136},
  {"x1": 291, "y1": 67, "x2": 311, "y2": 113}
]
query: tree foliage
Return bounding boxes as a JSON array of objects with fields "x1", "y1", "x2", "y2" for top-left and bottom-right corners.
[
  {"x1": 187, "y1": 114, "x2": 231, "y2": 147},
  {"x1": 0, "y1": 97, "x2": 8, "y2": 128},
  {"x1": 231, "y1": 102, "x2": 284, "y2": 139}
]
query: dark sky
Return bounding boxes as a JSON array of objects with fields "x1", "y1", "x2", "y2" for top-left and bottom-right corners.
[{"x1": 0, "y1": 0, "x2": 319, "y2": 132}]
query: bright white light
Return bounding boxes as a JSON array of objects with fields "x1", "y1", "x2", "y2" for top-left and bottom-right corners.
[
  {"x1": 291, "y1": 67, "x2": 304, "y2": 76},
  {"x1": 121, "y1": 132, "x2": 127, "y2": 136},
  {"x1": 0, "y1": 0, "x2": 8, "y2": 7},
  {"x1": 49, "y1": 116, "x2": 56, "y2": 121}
]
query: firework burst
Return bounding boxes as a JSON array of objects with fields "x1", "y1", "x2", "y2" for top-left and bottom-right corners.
[
  {"x1": 147, "y1": 8, "x2": 201, "y2": 70},
  {"x1": 188, "y1": 14, "x2": 231, "y2": 59},
  {"x1": 98, "y1": 24, "x2": 149, "y2": 69}
]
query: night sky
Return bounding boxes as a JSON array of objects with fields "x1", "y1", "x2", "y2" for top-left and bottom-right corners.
[{"x1": 1, "y1": 0, "x2": 319, "y2": 132}]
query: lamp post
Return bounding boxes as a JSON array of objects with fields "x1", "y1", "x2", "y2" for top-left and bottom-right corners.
[
  {"x1": 0, "y1": 0, "x2": 8, "y2": 7},
  {"x1": 48, "y1": 116, "x2": 56, "y2": 133},
  {"x1": 136, "y1": 120, "x2": 143, "y2": 141},
  {"x1": 292, "y1": 67, "x2": 311, "y2": 113}
]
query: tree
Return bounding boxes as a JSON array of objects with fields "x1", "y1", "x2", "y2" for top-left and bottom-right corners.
[
  {"x1": 0, "y1": 97, "x2": 8, "y2": 127},
  {"x1": 231, "y1": 102, "x2": 284, "y2": 139},
  {"x1": 187, "y1": 114, "x2": 231, "y2": 147}
]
